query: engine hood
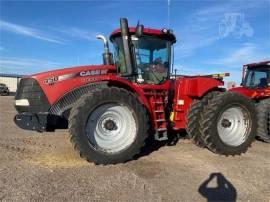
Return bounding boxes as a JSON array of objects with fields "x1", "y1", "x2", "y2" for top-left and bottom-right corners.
[
  {"x1": 28, "y1": 64, "x2": 116, "y2": 81},
  {"x1": 19, "y1": 64, "x2": 117, "y2": 105}
]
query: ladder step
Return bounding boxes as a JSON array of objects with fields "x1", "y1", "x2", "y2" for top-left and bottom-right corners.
[
  {"x1": 144, "y1": 92, "x2": 165, "y2": 96},
  {"x1": 154, "y1": 110, "x2": 164, "y2": 113},
  {"x1": 157, "y1": 128, "x2": 167, "y2": 132},
  {"x1": 153, "y1": 102, "x2": 163, "y2": 104},
  {"x1": 155, "y1": 131, "x2": 168, "y2": 141},
  {"x1": 156, "y1": 119, "x2": 166, "y2": 122}
]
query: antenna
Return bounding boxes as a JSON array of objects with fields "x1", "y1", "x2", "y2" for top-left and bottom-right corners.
[{"x1": 167, "y1": 0, "x2": 170, "y2": 27}]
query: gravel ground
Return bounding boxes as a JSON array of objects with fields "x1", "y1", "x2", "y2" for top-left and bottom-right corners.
[{"x1": 0, "y1": 96, "x2": 269, "y2": 201}]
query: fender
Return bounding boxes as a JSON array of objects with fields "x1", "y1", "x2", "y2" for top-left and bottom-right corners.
[
  {"x1": 183, "y1": 77, "x2": 224, "y2": 98},
  {"x1": 172, "y1": 76, "x2": 224, "y2": 129},
  {"x1": 230, "y1": 86, "x2": 270, "y2": 100},
  {"x1": 49, "y1": 82, "x2": 109, "y2": 116},
  {"x1": 48, "y1": 76, "x2": 152, "y2": 119}
]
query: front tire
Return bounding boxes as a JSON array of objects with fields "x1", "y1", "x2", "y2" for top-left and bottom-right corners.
[
  {"x1": 199, "y1": 92, "x2": 257, "y2": 155},
  {"x1": 68, "y1": 87, "x2": 149, "y2": 165},
  {"x1": 256, "y1": 98, "x2": 270, "y2": 143}
]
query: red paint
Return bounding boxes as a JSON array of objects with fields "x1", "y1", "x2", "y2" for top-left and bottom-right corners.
[
  {"x1": 230, "y1": 86, "x2": 270, "y2": 100},
  {"x1": 29, "y1": 65, "x2": 116, "y2": 104},
  {"x1": 230, "y1": 61, "x2": 270, "y2": 101},
  {"x1": 111, "y1": 27, "x2": 164, "y2": 37},
  {"x1": 172, "y1": 77, "x2": 224, "y2": 129},
  {"x1": 110, "y1": 27, "x2": 176, "y2": 42},
  {"x1": 24, "y1": 63, "x2": 224, "y2": 131},
  {"x1": 244, "y1": 61, "x2": 270, "y2": 68}
]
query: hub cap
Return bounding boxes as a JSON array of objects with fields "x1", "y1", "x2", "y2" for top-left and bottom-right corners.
[
  {"x1": 85, "y1": 104, "x2": 137, "y2": 154},
  {"x1": 217, "y1": 106, "x2": 251, "y2": 146}
]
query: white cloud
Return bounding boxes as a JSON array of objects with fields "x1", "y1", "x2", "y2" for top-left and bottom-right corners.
[
  {"x1": 59, "y1": 27, "x2": 99, "y2": 41},
  {"x1": 205, "y1": 43, "x2": 270, "y2": 84},
  {"x1": 208, "y1": 43, "x2": 270, "y2": 68},
  {"x1": 0, "y1": 56, "x2": 67, "y2": 74},
  {"x1": 0, "y1": 20, "x2": 65, "y2": 45},
  {"x1": 174, "y1": 36, "x2": 219, "y2": 58},
  {"x1": 174, "y1": 0, "x2": 268, "y2": 58}
]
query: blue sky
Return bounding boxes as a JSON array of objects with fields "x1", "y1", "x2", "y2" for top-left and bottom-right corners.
[{"x1": 0, "y1": 0, "x2": 269, "y2": 84}]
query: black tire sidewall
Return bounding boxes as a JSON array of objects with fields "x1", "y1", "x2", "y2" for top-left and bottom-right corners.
[
  {"x1": 256, "y1": 98, "x2": 270, "y2": 142},
  {"x1": 206, "y1": 94, "x2": 257, "y2": 154},
  {"x1": 69, "y1": 87, "x2": 148, "y2": 164}
]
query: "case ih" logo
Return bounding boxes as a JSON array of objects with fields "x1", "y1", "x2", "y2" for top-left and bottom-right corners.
[{"x1": 80, "y1": 69, "x2": 107, "y2": 77}]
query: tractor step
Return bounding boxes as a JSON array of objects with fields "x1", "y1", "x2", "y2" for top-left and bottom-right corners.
[
  {"x1": 154, "y1": 110, "x2": 164, "y2": 113},
  {"x1": 156, "y1": 119, "x2": 166, "y2": 122},
  {"x1": 157, "y1": 128, "x2": 167, "y2": 132},
  {"x1": 155, "y1": 131, "x2": 168, "y2": 141},
  {"x1": 154, "y1": 102, "x2": 164, "y2": 104},
  {"x1": 144, "y1": 92, "x2": 165, "y2": 96}
]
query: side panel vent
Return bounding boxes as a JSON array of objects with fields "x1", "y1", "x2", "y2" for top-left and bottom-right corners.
[{"x1": 49, "y1": 82, "x2": 107, "y2": 116}]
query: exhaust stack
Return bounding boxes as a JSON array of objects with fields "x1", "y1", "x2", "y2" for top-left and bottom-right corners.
[
  {"x1": 96, "y1": 35, "x2": 113, "y2": 65},
  {"x1": 120, "y1": 18, "x2": 133, "y2": 76}
]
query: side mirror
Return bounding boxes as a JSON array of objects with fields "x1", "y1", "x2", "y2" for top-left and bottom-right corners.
[{"x1": 135, "y1": 24, "x2": 144, "y2": 38}]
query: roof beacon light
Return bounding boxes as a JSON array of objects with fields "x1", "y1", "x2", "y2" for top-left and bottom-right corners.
[{"x1": 162, "y1": 28, "x2": 168, "y2": 34}]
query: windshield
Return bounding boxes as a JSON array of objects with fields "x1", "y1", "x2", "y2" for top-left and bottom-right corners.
[
  {"x1": 132, "y1": 36, "x2": 170, "y2": 84},
  {"x1": 112, "y1": 36, "x2": 171, "y2": 84},
  {"x1": 243, "y1": 66, "x2": 270, "y2": 88}
]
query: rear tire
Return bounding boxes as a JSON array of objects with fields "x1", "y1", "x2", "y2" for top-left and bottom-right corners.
[
  {"x1": 186, "y1": 91, "x2": 220, "y2": 148},
  {"x1": 68, "y1": 87, "x2": 149, "y2": 165},
  {"x1": 256, "y1": 98, "x2": 270, "y2": 143},
  {"x1": 199, "y1": 92, "x2": 257, "y2": 155}
]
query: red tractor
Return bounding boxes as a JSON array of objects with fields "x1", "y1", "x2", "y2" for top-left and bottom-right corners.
[
  {"x1": 14, "y1": 19, "x2": 257, "y2": 164},
  {"x1": 230, "y1": 61, "x2": 270, "y2": 143}
]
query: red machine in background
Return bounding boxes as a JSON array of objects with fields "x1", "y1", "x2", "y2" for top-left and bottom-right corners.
[
  {"x1": 14, "y1": 18, "x2": 257, "y2": 164},
  {"x1": 231, "y1": 61, "x2": 270, "y2": 143}
]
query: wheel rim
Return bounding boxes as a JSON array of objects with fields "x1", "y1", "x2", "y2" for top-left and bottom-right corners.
[
  {"x1": 217, "y1": 106, "x2": 251, "y2": 146},
  {"x1": 85, "y1": 103, "x2": 137, "y2": 154}
]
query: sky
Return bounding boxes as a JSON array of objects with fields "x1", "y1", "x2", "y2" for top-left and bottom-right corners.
[{"x1": 0, "y1": 0, "x2": 269, "y2": 84}]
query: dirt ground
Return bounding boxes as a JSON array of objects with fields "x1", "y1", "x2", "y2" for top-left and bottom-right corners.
[{"x1": 0, "y1": 96, "x2": 269, "y2": 202}]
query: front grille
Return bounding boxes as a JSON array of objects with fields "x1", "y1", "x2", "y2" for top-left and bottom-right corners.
[{"x1": 15, "y1": 78, "x2": 50, "y2": 113}]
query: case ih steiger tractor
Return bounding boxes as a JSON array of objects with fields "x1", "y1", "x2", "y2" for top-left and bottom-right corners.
[
  {"x1": 231, "y1": 61, "x2": 270, "y2": 143},
  {"x1": 14, "y1": 19, "x2": 257, "y2": 164}
]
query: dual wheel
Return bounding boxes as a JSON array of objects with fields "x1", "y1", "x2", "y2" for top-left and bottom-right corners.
[
  {"x1": 187, "y1": 91, "x2": 257, "y2": 155},
  {"x1": 69, "y1": 87, "x2": 258, "y2": 165},
  {"x1": 256, "y1": 98, "x2": 270, "y2": 143}
]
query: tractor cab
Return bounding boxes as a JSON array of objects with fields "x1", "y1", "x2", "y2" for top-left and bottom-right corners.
[
  {"x1": 242, "y1": 61, "x2": 270, "y2": 89},
  {"x1": 109, "y1": 19, "x2": 176, "y2": 84},
  {"x1": 231, "y1": 61, "x2": 270, "y2": 99}
]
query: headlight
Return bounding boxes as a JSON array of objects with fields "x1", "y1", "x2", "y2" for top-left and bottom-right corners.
[{"x1": 15, "y1": 99, "x2": 30, "y2": 106}]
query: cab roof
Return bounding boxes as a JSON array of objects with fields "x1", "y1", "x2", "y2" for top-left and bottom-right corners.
[
  {"x1": 245, "y1": 61, "x2": 270, "y2": 68},
  {"x1": 110, "y1": 27, "x2": 176, "y2": 43}
]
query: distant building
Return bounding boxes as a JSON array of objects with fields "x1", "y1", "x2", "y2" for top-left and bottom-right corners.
[{"x1": 0, "y1": 73, "x2": 24, "y2": 93}]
